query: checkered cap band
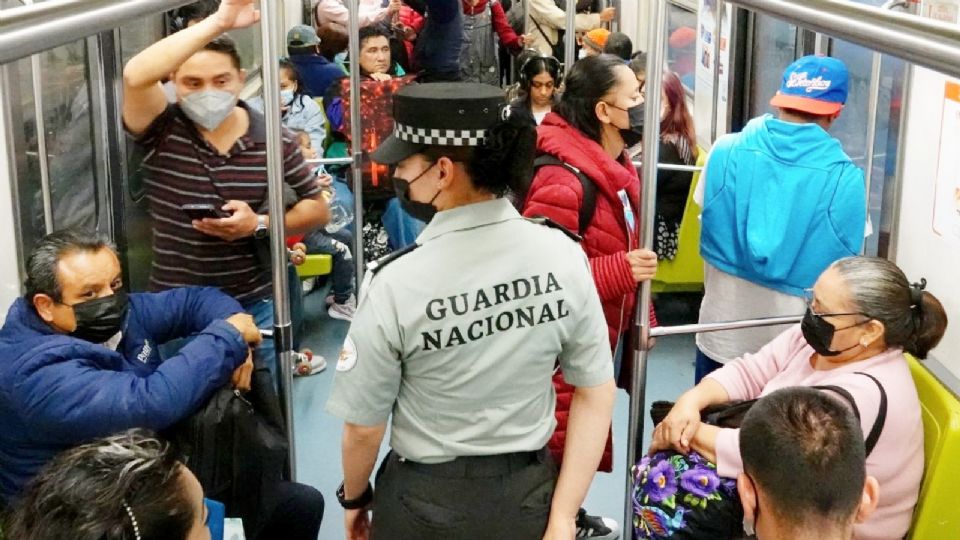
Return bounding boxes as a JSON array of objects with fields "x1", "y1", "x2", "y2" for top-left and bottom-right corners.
[{"x1": 394, "y1": 122, "x2": 489, "y2": 146}]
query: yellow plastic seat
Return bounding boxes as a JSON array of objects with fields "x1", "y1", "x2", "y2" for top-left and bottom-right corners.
[
  {"x1": 295, "y1": 254, "x2": 333, "y2": 278},
  {"x1": 907, "y1": 354, "x2": 960, "y2": 539},
  {"x1": 652, "y1": 147, "x2": 707, "y2": 293}
]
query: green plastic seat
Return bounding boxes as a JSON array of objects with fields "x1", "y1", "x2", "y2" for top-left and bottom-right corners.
[
  {"x1": 907, "y1": 354, "x2": 960, "y2": 539},
  {"x1": 295, "y1": 254, "x2": 333, "y2": 278},
  {"x1": 652, "y1": 148, "x2": 707, "y2": 293}
]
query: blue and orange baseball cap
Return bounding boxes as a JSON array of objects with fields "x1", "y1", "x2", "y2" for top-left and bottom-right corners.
[{"x1": 769, "y1": 55, "x2": 849, "y2": 116}]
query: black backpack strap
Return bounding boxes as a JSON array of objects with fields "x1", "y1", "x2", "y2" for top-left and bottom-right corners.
[
  {"x1": 811, "y1": 385, "x2": 863, "y2": 423},
  {"x1": 855, "y1": 372, "x2": 888, "y2": 458},
  {"x1": 533, "y1": 155, "x2": 598, "y2": 236}
]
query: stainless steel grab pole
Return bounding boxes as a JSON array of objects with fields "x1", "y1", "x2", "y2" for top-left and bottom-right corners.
[
  {"x1": 728, "y1": 0, "x2": 960, "y2": 80},
  {"x1": 650, "y1": 315, "x2": 803, "y2": 338},
  {"x1": 632, "y1": 161, "x2": 704, "y2": 173},
  {"x1": 710, "y1": 0, "x2": 724, "y2": 141},
  {"x1": 305, "y1": 157, "x2": 354, "y2": 166},
  {"x1": 259, "y1": 0, "x2": 297, "y2": 480},
  {"x1": 624, "y1": 1, "x2": 666, "y2": 538},
  {"x1": 564, "y1": 0, "x2": 576, "y2": 76},
  {"x1": 0, "y1": 0, "x2": 197, "y2": 64},
  {"x1": 347, "y1": 0, "x2": 365, "y2": 289}
]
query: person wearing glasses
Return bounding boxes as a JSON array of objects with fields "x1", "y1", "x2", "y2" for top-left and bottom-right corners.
[{"x1": 644, "y1": 256, "x2": 946, "y2": 540}]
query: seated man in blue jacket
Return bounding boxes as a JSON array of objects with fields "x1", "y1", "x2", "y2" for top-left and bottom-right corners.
[
  {"x1": 693, "y1": 55, "x2": 866, "y2": 382},
  {"x1": 0, "y1": 228, "x2": 260, "y2": 505}
]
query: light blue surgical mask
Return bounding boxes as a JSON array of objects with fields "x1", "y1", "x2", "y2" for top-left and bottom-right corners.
[
  {"x1": 280, "y1": 89, "x2": 295, "y2": 106},
  {"x1": 180, "y1": 89, "x2": 238, "y2": 131}
]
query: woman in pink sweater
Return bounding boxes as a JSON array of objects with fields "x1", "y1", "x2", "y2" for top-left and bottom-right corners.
[{"x1": 645, "y1": 256, "x2": 948, "y2": 540}]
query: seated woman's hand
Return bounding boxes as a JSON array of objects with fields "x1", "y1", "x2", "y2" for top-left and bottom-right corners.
[{"x1": 653, "y1": 399, "x2": 701, "y2": 454}]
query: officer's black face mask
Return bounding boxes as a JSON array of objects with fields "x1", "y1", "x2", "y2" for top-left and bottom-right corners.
[
  {"x1": 65, "y1": 290, "x2": 129, "y2": 343},
  {"x1": 800, "y1": 307, "x2": 868, "y2": 357},
  {"x1": 392, "y1": 162, "x2": 440, "y2": 223}
]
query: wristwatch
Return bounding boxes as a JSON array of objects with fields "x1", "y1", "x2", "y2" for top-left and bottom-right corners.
[
  {"x1": 253, "y1": 215, "x2": 268, "y2": 239},
  {"x1": 337, "y1": 482, "x2": 373, "y2": 509}
]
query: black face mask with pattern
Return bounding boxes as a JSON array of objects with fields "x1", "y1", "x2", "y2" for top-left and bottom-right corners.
[{"x1": 392, "y1": 162, "x2": 440, "y2": 223}]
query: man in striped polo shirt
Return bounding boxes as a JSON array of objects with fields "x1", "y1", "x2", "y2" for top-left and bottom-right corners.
[{"x1": 122, "y1": 0, "x2": 328, "y2": 381}]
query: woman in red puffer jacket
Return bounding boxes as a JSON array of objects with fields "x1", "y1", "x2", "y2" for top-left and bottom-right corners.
[{"x1": 522, "y1": 55, "x2": 658, "y2": 491}]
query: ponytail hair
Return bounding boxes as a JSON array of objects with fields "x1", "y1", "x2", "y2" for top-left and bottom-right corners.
[
  {"x1": 832, "y1": 257, "x2": 948, "y2": 359},
  {"x1": 423, "y1": 108, "x2": 537, "y2": 198}
]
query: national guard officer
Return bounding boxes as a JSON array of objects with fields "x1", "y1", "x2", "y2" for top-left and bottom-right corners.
[{"x1": 325, "y1": 83, "x2": 617, "y2": 540}]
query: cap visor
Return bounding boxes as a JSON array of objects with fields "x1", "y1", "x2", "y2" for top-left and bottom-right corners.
[
  {"x1": 369, "y1": 135, "x2": 422, "y2": 165},
  {"x1": 770, "y1": 93, "x2": 842, "y2": 116}
]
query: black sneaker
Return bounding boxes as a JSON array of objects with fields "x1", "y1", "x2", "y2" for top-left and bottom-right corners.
[{"x1": 576, "y1": 508, "x2": 620, "y2": 539}]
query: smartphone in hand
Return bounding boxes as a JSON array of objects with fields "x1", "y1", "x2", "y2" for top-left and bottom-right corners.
[{"x1": 182, "y1": 203, "x2": 232, "y2": 220}]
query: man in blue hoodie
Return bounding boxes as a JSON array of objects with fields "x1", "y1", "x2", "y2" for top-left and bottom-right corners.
[
  {"x1": 0, "y1": 229, "x2": 261, "y2": 505},
  {"x1": 693, "y1": 55, "x2": 866, "y2": 382},
  {"x1": 287, "y1": 23, "x2": 346, "y2": 98}
]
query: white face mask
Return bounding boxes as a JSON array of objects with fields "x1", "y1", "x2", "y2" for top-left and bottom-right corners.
[
  {"x1": 180, "y1": 89, "x2": 238, "y2": 131},
  {"x1": 578, "y1": 48, "x2": 588, "y2": 60}
]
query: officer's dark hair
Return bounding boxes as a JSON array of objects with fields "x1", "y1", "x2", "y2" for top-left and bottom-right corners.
[
  {"x1": 554, "y1": 54, "x2": 630, "y2": 144},
  {"x1": 603, "y1": 32, "x2": 634, "y2": 61},
  {"x1": 423, "y1": 112, "x2": 537, "y2": 198},
  {"x1": 200, "y1": 34, "x2": 243, "y2": 71},
  {"x1": 740, "y1": 387, "x2": 867, "y2": 529},
  {"x1": 24, "y1": 229, "x2": 116, "y2": 304},
  {"x1": 7, "y1": 429, "x2": 194, "y2": 540},
  {"x1": 318, "y1": 22, "x2": 349, "y2": 61}
]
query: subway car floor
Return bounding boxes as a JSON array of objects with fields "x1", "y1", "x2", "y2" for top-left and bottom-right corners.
[{"x1": 291, "y1": 288, "x2": 698, "y2": 540}]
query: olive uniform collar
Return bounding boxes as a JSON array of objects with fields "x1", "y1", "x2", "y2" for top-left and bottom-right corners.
[{"x1": 417, "y1": 198, "x2": 521, "y2": 243}]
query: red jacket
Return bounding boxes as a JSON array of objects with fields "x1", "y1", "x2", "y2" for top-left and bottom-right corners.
[
  {"x1": 462, "y1": 0, "x2": 523, "y2": 51},
  {"x1": 522, "y1": 112, "x2": 658, "y2": 472}
]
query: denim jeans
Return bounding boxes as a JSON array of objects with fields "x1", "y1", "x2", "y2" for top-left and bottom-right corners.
[
  {"x1": 694, "y1": 347, "x2": 724, "y2": 384},
  {"x1": 382, "y1": 197, "x2": 426, "y2": 250},
  {"x1": 244, "y1": 297, "x2": 277, "y2": 384},
  {"x1": 303, "y1": 227, "x2": 355, "y2": 303}
]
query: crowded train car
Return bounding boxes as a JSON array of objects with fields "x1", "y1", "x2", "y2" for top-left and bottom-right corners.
[{"x1": 0, "y1": 1, "x2": 959, "y2": 539}]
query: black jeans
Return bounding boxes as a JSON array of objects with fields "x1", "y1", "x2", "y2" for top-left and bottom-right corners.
[
  {"x1": 371, "y1": 450, "x2": 556, "y2": 540},
  {"x1": 254, "y1": 481, "x2": 324, "y2": 540}
]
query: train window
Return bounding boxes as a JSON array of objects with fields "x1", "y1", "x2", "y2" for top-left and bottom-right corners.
[
  {"x1": 746, "y1": 15, "x2": 798, "y2": 119},
  {"x1": 229, "y1": 25, "x2": 264, "y2": 72},
  {"x1": 666, "y1": 1, "x2": 698, "y2": 92},
  {"x1": 7, "y1": 39, "x2": 100, "y2": 255}
]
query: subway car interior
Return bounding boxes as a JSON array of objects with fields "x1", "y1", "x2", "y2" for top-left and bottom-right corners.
[{"x1": 1, "y1": 0, "x2": 959, "y2": 539}]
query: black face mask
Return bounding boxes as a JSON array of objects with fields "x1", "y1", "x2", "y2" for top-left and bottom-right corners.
[
  {"x1": 621, "y1": 103, "x2": 645, "y2": 148},
  {"x1": 800, "y1": 307, "x2": 867, "y2": 357},
  {"x1": 68, "y1": 290, "x2": 129, "y2": 344},
  {"x1": 392, "y1": 163, "x2": 440, "y2": 223}
]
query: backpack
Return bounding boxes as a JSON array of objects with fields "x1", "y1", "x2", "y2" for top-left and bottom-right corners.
[
  {"x1": 165, "y1": 367, "x2": 288, "y2": 539},
  {"x1": 533, "y1": 154, "x2": 598, "y2": 236}
]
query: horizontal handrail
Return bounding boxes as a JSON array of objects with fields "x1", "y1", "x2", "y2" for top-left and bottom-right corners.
[
  {"x1": 650, "y1": 315, "x2": 803, "y2": 337},
  {"x1": 305, "y1": 157, "x2": 354, "y2": 166},
  {"x1": 632, "y1": 161, "x2": 705, "y2": 173},
  {"x1": 0, "y1": 0, "x2": 195, "y2": 64},
  {"x1": 730, "y1": 0, "x2": 960, "y2": 80}
]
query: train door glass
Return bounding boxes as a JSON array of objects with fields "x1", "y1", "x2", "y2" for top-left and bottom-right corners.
[
  {"x1": 666, "y1": 1, "x2": 699, "y2": 92},
  {"x1": 5, "y1": 38, "x2": 101, "y2": 258},
  {"x1": 745, "y1": 15, "x2": 797, "y2": 119},
  {"x1": 828, "y1": 33, "x2": 907, "y2": 257}
]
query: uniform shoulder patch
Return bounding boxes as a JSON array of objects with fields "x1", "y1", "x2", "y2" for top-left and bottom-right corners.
[
  {"x1": 524, "y1": 216, "x2": 582, "y2": 243},
  {"x1": 368, "y1": 243, "x2": 421, "y2": 275}
]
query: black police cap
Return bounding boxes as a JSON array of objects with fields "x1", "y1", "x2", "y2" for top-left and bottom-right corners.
[{"x1": 371, "y1": 83, "x2": 508, "y2": 165}]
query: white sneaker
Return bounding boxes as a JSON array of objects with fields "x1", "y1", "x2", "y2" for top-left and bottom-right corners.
[
  {"x1": 292, "y1": 351, "x2": 327, "y2": 376},
  {"x1": 325, "y1": 293, "x2": 335, "y2": 306},
  {"x1": 301, "y1": 277, "x2": 317, "y2": 294},
  {"x1": 328, "y1": 296, "x2": 356, "y2": 321}
]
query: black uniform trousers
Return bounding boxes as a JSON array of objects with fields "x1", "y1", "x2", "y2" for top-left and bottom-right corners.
[{"x1": 371, "y1": 448, "x2": 557, "y2": 540}]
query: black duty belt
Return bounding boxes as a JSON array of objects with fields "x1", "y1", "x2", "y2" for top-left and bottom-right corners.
[{"x1": 392, "y1": 447, "x2": 550, "y2": 479}]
